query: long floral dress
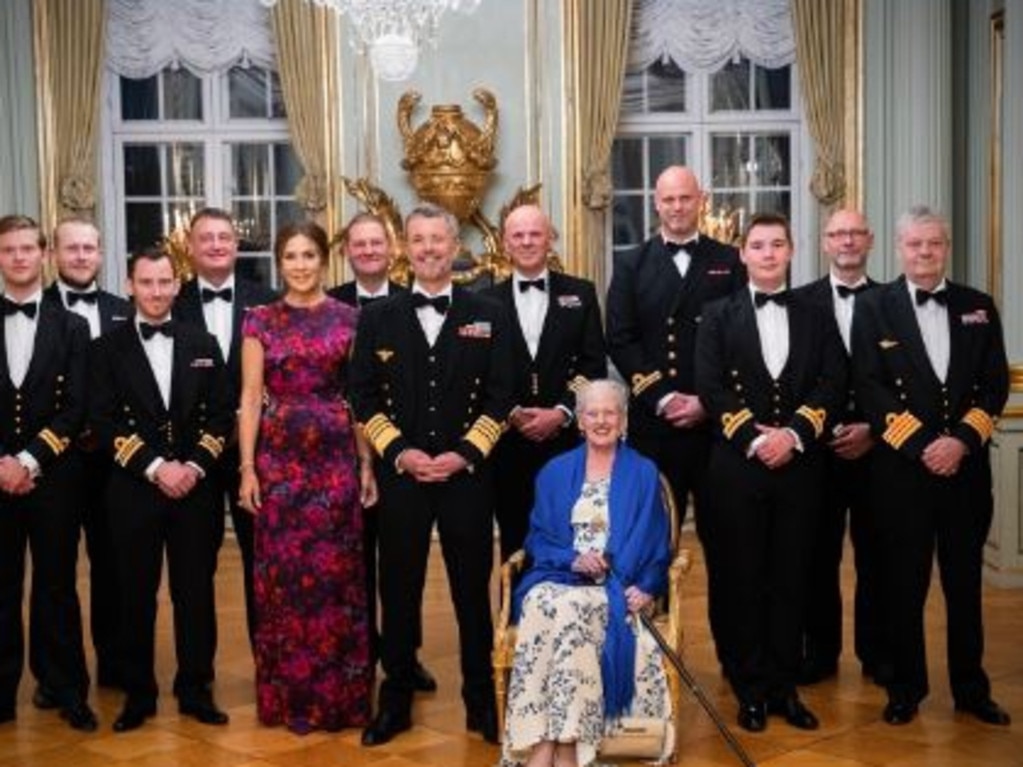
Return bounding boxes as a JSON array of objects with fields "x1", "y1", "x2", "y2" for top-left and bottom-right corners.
[
  {"x1": 242, "y1": 299, "x2": 372, "y2": 733},
  {"x1": 502, "y1": 478, "x2": 674, "y2": 766}
]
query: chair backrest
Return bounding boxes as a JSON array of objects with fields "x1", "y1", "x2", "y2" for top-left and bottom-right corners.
[{"x1": 657, "y1": 472, "x2": 680, "y2": 557}]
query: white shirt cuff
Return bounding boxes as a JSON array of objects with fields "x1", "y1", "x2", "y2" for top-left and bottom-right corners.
[{"x1": 16, "y1": 451, "x2": 41, "y2": 479}]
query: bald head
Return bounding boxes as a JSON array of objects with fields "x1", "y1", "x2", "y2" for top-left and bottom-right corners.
[
  {"x1": 503, "y1": 204, "x2": 553, "y2": 278},
  {"x1": 655, "y1": 166, "x2": 703, "y2": 241}
]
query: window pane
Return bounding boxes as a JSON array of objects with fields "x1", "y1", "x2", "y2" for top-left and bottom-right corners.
[
  {"x1": 121, "y1": 76, "x2": 159, "y2": 121},
  {"x1": 710, "y1": 135, "x2": 751, "y2": 188},
  {"x1": 233, "y1": 200, "x2": 272, "y2": 252},
  {"x1": 612, "y1": 194, "x2": 645, "y2": 249},
  {"x1": 648, "y1": 136, "x2": 688, "y2": 180},
  {"x1": 123, "y1": 145, "x2": 162, "y2": 196},
  {"x1": 707, "y1": 192, "x2": 750, "y2": 233},
  {"x1": 620, "y1": 69, "x2": 646, "y2": 115},
  {"x1": 270, "y1": 70, "x2": 287, "y2": 118},
  {"x1": 229, "y1": 66, "x2": 266, "y2": 119},
  {"x1": 754, "y1": 65, "x2": 791, "y2": 110},
  {"x1": 163, "y1": 68, "x2": 202, "y2": 120},
  {"x1": 232, "y1": 144, "x2": 270, "y2": 197},
  {"x1": 276, "y1": 200, "x2": 304, "y2": 229},
  {"x1": 711, "y1": 58, "x2": 751, "y2": 111},
  {"x1": 753, "y1": 135, "x2": 791, "y2": 186},
  {"x1": 646, "y1": 59, "x2": 686, "y2": 112},
  {"x1": 125, "y1": 202, "x2": 164, "y2": 254},
  {"x1": 166, "y1": 143, "x2": 205, "y2": 197},
  {"x1": 168, "y1": 201, "x2": 202, "y2": 234},
  {"x1": 273, "y1": 144, "x2": 302, "y2": 196},
  {"x1": 611, "y1": 139, "x2": 644, "y2": 190},
  {"x1": 754, "y1": 190, "x2": 791, "y2": 218},
  {"x1": 236, "y1": 256, "x2": 274, "y2": 289}
]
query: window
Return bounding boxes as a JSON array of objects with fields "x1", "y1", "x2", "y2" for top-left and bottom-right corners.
[
  {"x1": 612, "y1": 56, "x2": 804, "y2": 259},
  {"x1": 102, "y1": 65, "x2": 301, "y2": 289}
]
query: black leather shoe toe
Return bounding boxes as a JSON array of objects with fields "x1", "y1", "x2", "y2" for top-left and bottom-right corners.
[
  {"x1": 61, "y1": 699, "x2": 99, "y2": 732},
  {"x1": 737, "y1": 701, "x2": 767, "y2": 732},
  {"x1": 412, "y1": 660, "x2": 437, "y2": 693},
  {"x1": 956, "y1": 698, "x2": 1011, "y2": 726},
  {"x1": 882, "y1": 700, "x2": 918, "y2": 725},
  {"x1": 361, "y1": 710, "x2": 412, "y2": 746},
  {"x1": 770, "y1": 695, "x2": 819, "y2": 730},
  {"x1": 466, "y1": 706, "x2": 499, "y2": 744},
  {"x1": 178, "y1": 696, "x2": 229, "y2": 725},
  {"x1": 113, "y1": 700, "x2": 156, "y2": 733}
]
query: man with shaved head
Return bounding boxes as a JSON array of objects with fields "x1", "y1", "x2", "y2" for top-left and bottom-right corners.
[{"x1": 483, "y1": 204, "x2": 606, "y2": 559}]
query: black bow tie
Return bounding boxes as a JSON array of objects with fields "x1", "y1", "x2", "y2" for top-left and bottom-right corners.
[
  {"x1": 915, "y1": 288, "x2": 947, "y2": 306},
  {"x1": 835, "y1": 283, "x2": 867, "y2": 299},
  {"x1": 518, "y1": 278, "x2": 546, "y2": 293},
  {"x1": 664, "y1": 238, "x2": 698, "y2": 256},
  {"x1": 358, "y1": 295, "x2": 384, "y2": 307},
  {"x1": 411, "y1": 293, "x2": 450, "y2": 314},
  {"x1": 139, "y1": 321, "x2": 175, "y2": 340},
  {"x1": 2, "y1": 298, "x2": 38, "y2": 319},
  {"x1": 201, "y1": 286, "x2": 233, "y2": 303},
  {"x1": 67, "y1": 290, "x2": 99, "y2": 306},
  {"x1": 754, "y1": 290, "x2": 789, "y2": 308}
]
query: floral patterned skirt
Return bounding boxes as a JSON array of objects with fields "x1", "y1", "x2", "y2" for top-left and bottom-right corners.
[{"x1": 502, "y1": 582, "x2": 674, "y2": 767}]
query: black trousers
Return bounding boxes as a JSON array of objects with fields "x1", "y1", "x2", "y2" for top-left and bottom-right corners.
[
  {"x1": 376, "y1": 467, "x2": 495, "y2": 715},
  {"x1": 801, "y1": 452, "x2": 886, "y2": 671},
  {"x1": 108, "y1": 472, "x2": 219, "y2": 703},
  {"x1": 702, "y1": 445, "x2": 822, "y2": 703},
  {"x1": 211, "y1": 446, "x2": 256, "y2": 649},
  {"x1": 872, "y1": 453, "x2": 993, "y2": 706},
  {"x1": 0, "y1": 458, "x2": 88, "y2": 710}
]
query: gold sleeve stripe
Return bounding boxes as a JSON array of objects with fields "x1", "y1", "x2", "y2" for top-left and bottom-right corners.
[
  {"x1": 363, "y1": 413, "x2": 402, "y2": 456},
  {"x1": 39, "y1": 428, "x2": 70, "y2": 456},
  {"x1": 721, "y1": 408, "x2": 753, "y2": 440},
  {"x1": 883, "y1": 410, "x2": 922, "y2": 450},
  {"x1": 961, "y1": 408, "x2": 995, "y2": 444},
  {"x1": 631, "y1": 371, "x2": 663, "y2": 397},
  {"x1": 113, "y1": 433, "x2": 144, "y2": 467},
  {"x1": 568, "y1": 375, "x2": 589, "y2": 395},
  {"x1": 464, "y1": 415, "x2": 504, "y2": 458},
  {"x1": 198, "y1": 432, "x2": 225, "y2": 459},
  {"x1": 795, "y1": 406, "x2": 827, "y2": 439}
]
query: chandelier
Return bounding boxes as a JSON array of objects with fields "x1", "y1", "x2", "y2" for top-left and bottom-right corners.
[{"x1": 262, "y1": 0, "x2": 482, "y2": 82}]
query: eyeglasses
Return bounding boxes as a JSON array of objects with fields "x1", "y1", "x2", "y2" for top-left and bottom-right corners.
[{"x1": 825, "y1": 229, "x2": 870, "y2": 240}]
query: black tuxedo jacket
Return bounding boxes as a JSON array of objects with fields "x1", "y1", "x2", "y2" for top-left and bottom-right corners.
[
  {"x1": 0, "y1": 298, "x2": 89, "y2": 468},
  {"x1": 349, "y1": 287, "x2": 514, "y2": 468},
  {"x1": 88, "y1": 322, "x2": 234, "y2": 480},
  {"x1": 695, "y1": 287, "x2": 848, "y2": 456},
  {"x1": 482, "y1": 272, "x2": 606, "y2": 411},
  {"x1": 851, "y1": 276, "x2": 1008, "y2": 461},
  {"x1": 606, "y1": 235, "x2": 745, "y2": 430},
  {"x1": 173, "y1": 276, "x2": 276, "y2": 406},
  {"x1": 327, "y1": 280, "x2": 407, "y2": 308},
  {"x1": 43, "y1": 283, "x2": 132, "y2": 336}
]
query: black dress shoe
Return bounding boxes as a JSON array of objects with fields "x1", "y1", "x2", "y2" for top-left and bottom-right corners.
[
  {"x1": 361, "y1": 709, "x2": 412, "y2": 746},
  {"x1": 956, "y1": 698, "x2": 1011, "y2": 726},
  {"x1": 769, "y1": 694, "x2": 819, "y2": 730},
  {"x1": 466, "y1": 706, "x2": 499, "y2": 744},
  {"x1": 737, "y1": 701, "x2": 767, "y2": 732},
  {"x1": 412, "y1": 660, "x2": 437, "y2": 693},
  {"x1": 60, "y1": 699, "x2": 99, "y2": 732},
  {"x1": 32, "y1": 685, "x2": 59, "y2": 710},
  {"x1": 178, "y1": 695, "x2": 229, "y2": 725},
  {"x1": 882, "y1": 700, "x2": 919, "y2": 725},
  {"x1": 113, "y1": 700, "x2": 156, "y2": 732}
]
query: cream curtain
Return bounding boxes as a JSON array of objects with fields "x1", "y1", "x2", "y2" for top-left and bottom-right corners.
[
  {"x1": 790, "y1": 0, "x2": 846, "y2": 205},
  {"x1": 35, "y1": 0, "x2": 105, "y2": 222},
  {"x1": 271, "y1": 0, "x2": 339, "y2": 229},
  {"x1": 569, "y1": 0, "x2": 632, "y2": 291}
]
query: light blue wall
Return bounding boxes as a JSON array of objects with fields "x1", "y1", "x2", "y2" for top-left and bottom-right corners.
[{"x1": 0, "y1": 0, "x2": 39, "y2": 218}]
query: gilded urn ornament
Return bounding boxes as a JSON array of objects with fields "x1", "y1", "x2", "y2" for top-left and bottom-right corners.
[{"x1": 397, "y1": 88, "x2": 498, "y2": 221}]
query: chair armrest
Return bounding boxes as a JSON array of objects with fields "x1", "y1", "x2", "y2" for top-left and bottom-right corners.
[
  {"x1": 666, "y1": 547, "x2": 692, "y2": 652},
  {"x1": 496, "y1": 549, "x2": 527, "y2": 635}
]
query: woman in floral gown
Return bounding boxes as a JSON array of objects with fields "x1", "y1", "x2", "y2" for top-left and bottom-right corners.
[{"x1": 238, "y1": 221, "x2": 376, "y2": 733}]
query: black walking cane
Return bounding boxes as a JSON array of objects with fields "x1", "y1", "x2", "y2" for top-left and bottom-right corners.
[{"x1": 636, "y1": 609, "x2": 757, "y2": 767}]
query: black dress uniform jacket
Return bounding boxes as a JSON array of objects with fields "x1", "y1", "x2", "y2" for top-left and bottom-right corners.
[
  {"x1": 851, "y1": 276, "x2": 1008, "y2": 707},
  {"x1": 0, "y1": 301, "x2": 90, "y2": 710},
  {"x1": 327, "y1": 280, "x2": 406, "y2": 306},
  {"x1": 482, "y1": 271, "x2": 607, "y2": 559}
]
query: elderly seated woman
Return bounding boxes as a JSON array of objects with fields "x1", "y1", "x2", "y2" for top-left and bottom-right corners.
[{"x1": 501, "y1": 379, "x2": 674, "y2": 767}]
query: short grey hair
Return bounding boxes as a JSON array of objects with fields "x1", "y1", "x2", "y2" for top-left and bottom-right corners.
[
  {"x1": 575, "y1": 378, "x2": 629, "y2": 423},
  {"x1": 405, "y1": 202, "x2": 460, "y2": 240},
  {"x1": 895, "y1": 205, "x2": 950, "y2": 243}
]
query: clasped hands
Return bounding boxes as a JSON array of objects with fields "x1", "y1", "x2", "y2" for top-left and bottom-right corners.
[
  {"x1": 510, "y1": 406, "x2": 568, "y2": 442},
  {"x1": 660, "y1": 392, "x2": 705, "y2": 428},
  {"x1": 0, "y1": 455, "x2": 35, "y2": 495},
  {"x1": 397, "y1": 449, "x2": 468, "y2": 483},
  {"x1": 922, "y1": 435, "x2": 967, "y2": 477},
  {"x1": 154, "y1": 460, "x2": 200, "y2": 500},
  {"x1": 571, "y1": 550, "x2": 653, "y2": 613}
]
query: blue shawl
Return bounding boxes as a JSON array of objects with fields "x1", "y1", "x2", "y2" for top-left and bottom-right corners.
[{"x1": 512, "y1": 443, "x2": 670, "y2": 718}]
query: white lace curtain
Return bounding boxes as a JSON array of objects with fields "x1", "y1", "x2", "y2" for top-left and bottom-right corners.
[
  {"x1": 629, "y1": 0, "x2": 795, "y2": 74},
  {"x1": 106, "y1": 0, "x2": 276, "y2": 78}
]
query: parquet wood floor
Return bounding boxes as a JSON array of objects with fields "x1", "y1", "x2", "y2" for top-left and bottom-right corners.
[{"x1": 2, "y1": 532, "x2": 1021, "y2": 766}]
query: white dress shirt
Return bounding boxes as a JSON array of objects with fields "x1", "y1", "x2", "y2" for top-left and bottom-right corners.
[
  {"x1": 664, "y1": 234, "x2": 699, "y2": 280},
  {"x1": 356, "y1": 281, "x2": 390, "y2": 302},
  {"x1": 58, "y1": 279, "x2": 101, "y2": 339},
  {"x1": 138, "y1": 315, "x2": 174, "y2": 408},
  {"x1": 4, "y1": 290, "x2": 41, "y2": 389},
  {"x1": 512, "y1": 269, "x2": 549, "y2": 359},
  {"x1": 412, "y1": 283, "x2": 452, "y2": 347},
  {"x1": 908, "y1": 278, "x2": 950, "y2": 382},
  {"x1": 198, "y1": 275, "x2": 235, "y2": 362},
  {"x1": 830, "y1": 274, "x2": 868, "y2": 353},
  {"x1": 751, "y1": 285, "x2": 789, "y2": 380}
]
